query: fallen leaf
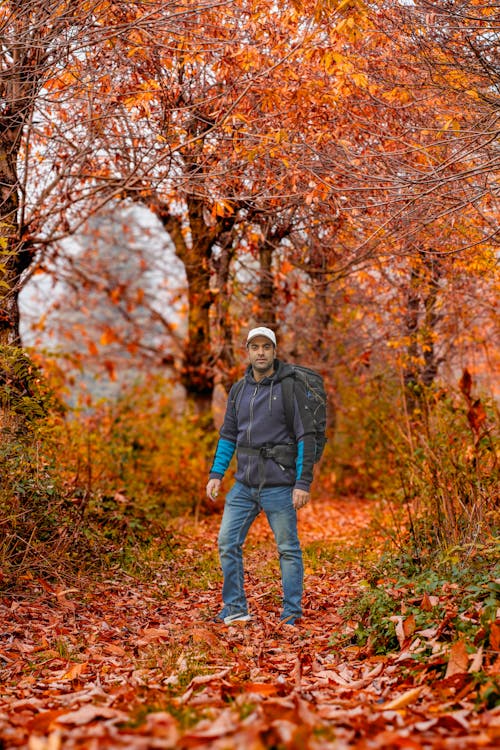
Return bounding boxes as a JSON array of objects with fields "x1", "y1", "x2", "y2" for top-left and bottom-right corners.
[
  {"x1": 468, "y1": 646, "x2": 484, "y2": 673},
  {"x1": 54, "y1": 588, "x2": 79, "y2": 598},
  {"x1": 390, "y1": 615, "x2": 416, "y2": 648},
  {"x1": 181, "y1": 708, "x2": 238, "y2": 739},
  {"x1": 190, "y1": 627, "x2": 221, "y2": 646},
  {"x1": 436, "y1": 710, "x2": 471, "y2": 731},
  {"x1": 490, "y1": 622, "x2": 500, "y2": 651},
  {"x1": 445, "y1": 641, "x2": 469, "y2": 678},
  {"x1": 28, "y1": 710, "x2": 66, "y2": 733},
  {"x1": 416, "y1": 627, "x2": 439, "y2": 638},
  {"x1": 241, "y1": 682, "x2": 281, "y2": 696},
  {"x1": 56, "y1": 705, "x2": 126, "y2": 725},
  {"x1": 420, "y1": 592, "x2": 439, "y2": 611},
  {"x1": 371, "y1": 731, "x2": 424, "y2": 748},
  {"x1": 314, "y1": 662, "x2": 384, "y2": 690},
  {"x1": 381, "y1": 686, "x2": 422, "y2": 710},
  {"x1": 61, "y1": 661, "x2": 87, "y2": 680},
  {"x1": 28, "y1": 732, "x2": 62, "y2": 750},
  {"x1": 103, "y1": 643, "x2": 127, "y2": 656},
  {"x1": 136, "y1": 628, "x2": 171, "y2": 645},
  {"x1": 143, "y1": 711, "x2": 180, "y2": 744},
  {"x1": 178, "y1": 668, "x2": 231, "y2": 704}
]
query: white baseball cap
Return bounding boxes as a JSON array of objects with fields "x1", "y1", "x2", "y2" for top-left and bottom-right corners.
[{"x1": 246, "y1": 326, "x2": 277, "y2": 346}]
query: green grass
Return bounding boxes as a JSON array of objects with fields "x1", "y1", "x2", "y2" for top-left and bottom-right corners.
[{"x1": 333, "y1": 547, "x2": 500, "y2": 661}]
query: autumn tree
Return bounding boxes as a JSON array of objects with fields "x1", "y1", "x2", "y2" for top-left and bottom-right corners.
[
  {"x1": 17, "y1": 1, "x2": 394, "y2": 412},
  {"x1": 0, "y1": 1, "x2": 246, "y2": 414},
  {"x1": 51, "y1": 0, "x2": 363, "y2": 407},
  {"x1": 7, "y1": 0, "x2": 497, "y2": 414},
  {"x1": 23, "y1": 204, "x2": 188, "y2": 390},
  {"x1": 0, "y1": 2, "x2": 220, "y2": 343},
  {"x1": 0, "y1": 1, "x2": 82, "y2": 345},
  {"x1": 5, "y1": 0, "x2": 392, "y2": 415},
  {"x1": 289, "y1": 0, "x2": 500, "y2": 407}
]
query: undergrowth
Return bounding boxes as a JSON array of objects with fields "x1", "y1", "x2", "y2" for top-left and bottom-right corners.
[
  {"x1": 334, "y1": 542, "x2": 500, "y2": 706},
  {"x1": 334, "y1": 367, "x2": 499, "y2": 563},
  {"x1": 342, "y1": 546, "x2": 499, "y2": 646},
  {"x1": 0, "y1": 351, "x2": 215, "y2": 585}
]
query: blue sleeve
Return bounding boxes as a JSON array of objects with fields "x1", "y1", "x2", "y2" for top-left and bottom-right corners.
[
  {"x1": 210, "y1": 438, "x2": 236, "y2": 478},
  {"x1": 295, "y1": 440, "x2": 304, "y2": 481}
]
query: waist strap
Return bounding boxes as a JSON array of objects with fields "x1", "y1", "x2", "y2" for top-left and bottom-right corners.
[
  {"x1": 237, "y1": 443, "x2": 297, "y2": 495},
  {"x1": 237, "y1": 443, "x2": 297, "y2": 469}
]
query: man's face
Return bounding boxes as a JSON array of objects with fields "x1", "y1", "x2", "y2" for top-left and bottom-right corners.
[{"x1": 247, "y1": 336, "x2": 275, "y2": 377}]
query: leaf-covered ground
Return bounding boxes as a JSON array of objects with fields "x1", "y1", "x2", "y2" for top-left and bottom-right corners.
[{"x1": 1, "y1": 496, "x2": 499, "y2": 749}]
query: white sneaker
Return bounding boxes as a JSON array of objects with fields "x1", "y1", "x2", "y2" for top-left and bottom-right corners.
[{"x1": 224, "y1": 613, "x2": 251, "y2": 625}]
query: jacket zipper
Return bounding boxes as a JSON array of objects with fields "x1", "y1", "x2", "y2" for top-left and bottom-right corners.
[{"x1": 245, "y1": 384, "x2": 259, "y2": 485}]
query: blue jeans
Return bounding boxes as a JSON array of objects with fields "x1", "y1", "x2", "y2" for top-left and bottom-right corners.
[{"x1": 218, "y1": 481, "x2": 303, "y2": 620}]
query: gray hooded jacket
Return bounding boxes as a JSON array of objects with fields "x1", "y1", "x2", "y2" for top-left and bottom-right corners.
[{"x1": 209, "y1": 359, "x2": 316, "y2": 492}]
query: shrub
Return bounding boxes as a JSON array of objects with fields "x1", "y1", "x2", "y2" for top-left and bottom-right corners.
[
  {"x1": 0, "y1": 353, "x2": 217, "y2": 581},
  {"x1": 58, "y1": 375, "x2": 217, "y2": 518},
  {"x1": 0, "y1": 346, "x2": 82, "y2": 580},
  {"x1": 332, "y1": 365, "x2": 499, "y2": 562}
]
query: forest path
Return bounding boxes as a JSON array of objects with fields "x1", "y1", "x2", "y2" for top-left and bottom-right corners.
[{"x1": 0, "y1": 495, "x2": 497, "y2": 748}]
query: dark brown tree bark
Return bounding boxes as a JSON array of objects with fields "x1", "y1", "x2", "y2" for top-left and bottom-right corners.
[
  {"x1": 0, "y1": 1, "x2": 95, "y2": 345},
  {"x1": 0, "y1": 134, "x2": 22, "y2": 345},
  {"x1": 157, "y1": 196, "x2": 236, "y2": 414},
  {"x1": 0, "y1": 23, "x2": 39, "y2": 345},
  {"x1": 404, "y1": 252, "x2": 442, "y2": 413},
  {"x1": 212, "y1": 235, "x2": 237, "y2": 394}
]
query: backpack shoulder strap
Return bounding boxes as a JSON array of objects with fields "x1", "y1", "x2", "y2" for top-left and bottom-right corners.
[
  {"x1": 230, "y1": 377, "x2": 246, "y2": 414},
  {"x1": 281, "y1": 373, "x2": 296, "y2": 438}
]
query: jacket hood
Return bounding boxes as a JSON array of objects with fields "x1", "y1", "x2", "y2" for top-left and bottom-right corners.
[{"x1": 244, "y1": 358, "x2": 294, "y2": 385}]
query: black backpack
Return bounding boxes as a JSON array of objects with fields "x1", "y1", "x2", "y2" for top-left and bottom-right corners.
[
  {"x1": 232, "y1": 364, "x2": 328, "y2": 463},
  {"x1": 281, "y1": 365, "x2": 327, "y2": 463}
]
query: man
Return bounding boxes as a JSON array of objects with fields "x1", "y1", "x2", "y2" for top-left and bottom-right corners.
[{"x1": 206, "y1": 326, "x2": 316, "y2": 626}]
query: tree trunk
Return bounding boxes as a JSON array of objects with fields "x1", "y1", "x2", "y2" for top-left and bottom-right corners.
[
  {"x1": 404, "y1": 254, "x2": 442, "y2": 413},
  {"x1": 421, "y1": 258, "x2": 441, "y2": 388},
  {"x1": 0, "y1": 128, "x2": 23, "y2": 346},
  {"x1": 213, "y1": 237, "x2": 237, "y2": 394},
  {"x1": 0, "y1": 7, "x2": 51, "y2": 346},
  {"x1": 404, "y1": 263, "x2": 421, "y2": 413},
  {"x1": 257, "y1": 243, "x2": 276, "y2": 329},
  {"x1": 160, "y1": 197, "x2": 235, "y2": 415}
]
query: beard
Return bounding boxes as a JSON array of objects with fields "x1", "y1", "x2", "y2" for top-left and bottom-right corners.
[{"x1": 252, "y1": 358, "x2": 274, "y2": 375}]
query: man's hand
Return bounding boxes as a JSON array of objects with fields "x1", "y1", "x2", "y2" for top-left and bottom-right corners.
[
  {"x1": 293, "y1": 488, "x2": 310, "y2": 510},
  {"x1": 206, "y1": 478, "x2": 221, "y2": 502}
]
